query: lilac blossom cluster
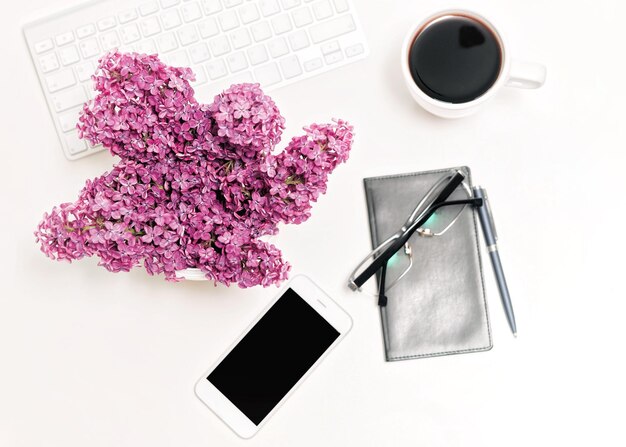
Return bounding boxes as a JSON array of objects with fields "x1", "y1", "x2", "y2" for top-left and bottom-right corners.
[{"x1": 35, "y1": 51, "x2": 353, "y2": 287}]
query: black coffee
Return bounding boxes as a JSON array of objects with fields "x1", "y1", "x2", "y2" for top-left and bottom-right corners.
[{"x1": 408, "y1": 16, "x2": 501, "y2": 103}]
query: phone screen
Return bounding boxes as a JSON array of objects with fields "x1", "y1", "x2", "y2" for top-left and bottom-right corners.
[{"x1": 207, "y1": 288, "x2": 340, "y2": 425}]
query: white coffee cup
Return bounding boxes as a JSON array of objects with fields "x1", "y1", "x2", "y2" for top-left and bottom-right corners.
[{"x1": 401, "y1": 10, "x2": 547, "y2": 118}]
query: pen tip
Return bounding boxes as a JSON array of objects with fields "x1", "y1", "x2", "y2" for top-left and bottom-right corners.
[{"x1": 513, "y1": 332, "x2": 517, "y2": 338}]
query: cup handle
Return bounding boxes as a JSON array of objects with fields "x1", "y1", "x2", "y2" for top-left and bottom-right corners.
[{"x1": 506, "y1": 60, "x2": 547, "y2": 89}]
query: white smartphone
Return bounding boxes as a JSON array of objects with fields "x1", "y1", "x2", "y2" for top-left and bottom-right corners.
[{"x1": 194, "y1": 275, "x2": 352, "y2": 438}]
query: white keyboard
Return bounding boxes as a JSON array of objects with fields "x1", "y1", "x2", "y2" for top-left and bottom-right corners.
[{"x1": 23, "y1": 0, "x2": 368, "y2": 160}]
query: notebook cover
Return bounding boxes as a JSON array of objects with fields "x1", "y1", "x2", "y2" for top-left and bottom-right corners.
[{"x1": 364, "y1": 167, "x2": 492, "y2": 361}]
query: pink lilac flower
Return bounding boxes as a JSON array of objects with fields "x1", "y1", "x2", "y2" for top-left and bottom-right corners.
[{"x1": 35, "y1": 51, "x2": 353, "y2": 287}]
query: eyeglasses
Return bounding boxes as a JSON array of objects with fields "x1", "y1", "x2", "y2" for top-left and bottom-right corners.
[{"x1": 348, "y1": 170, "x2": 483, "y2": 306}]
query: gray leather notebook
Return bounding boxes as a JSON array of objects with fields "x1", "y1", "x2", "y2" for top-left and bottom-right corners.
[{"x1": 364, "y1": 167, "x2": 492, "y2": 361}]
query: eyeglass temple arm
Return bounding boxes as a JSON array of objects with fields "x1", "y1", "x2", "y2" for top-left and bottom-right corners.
[
  {"x1": 378, "y1": 262, "x2": 388, "y2": 307},
  {"x1": 352, "y1": 171, "x2": 468, "y2": 289}
]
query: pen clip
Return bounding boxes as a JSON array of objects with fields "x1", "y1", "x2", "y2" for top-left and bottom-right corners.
[{"x1": 484, "y1": 190, "x2": 498, "y2": 241}]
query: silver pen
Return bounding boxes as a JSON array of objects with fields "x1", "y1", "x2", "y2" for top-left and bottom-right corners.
[{"x1": 472, "y1": 186, "x2": 517, "y2": 336}]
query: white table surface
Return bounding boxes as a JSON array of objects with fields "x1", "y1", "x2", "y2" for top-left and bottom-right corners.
[{"x1": 2, "y1": 0, "x2": 625, "y2": 445}]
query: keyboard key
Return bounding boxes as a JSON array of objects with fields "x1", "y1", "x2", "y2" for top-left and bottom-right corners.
[
  {"x1": 345, "y1": 43, "x2": 364, "y2": 58},
  {"x1": 135, "y1": 39, "x2": 157, "y2": 54},
  {"x1": 39, "y1": 53, "x2": 60, "y2": 73},
  {"x1": 206, "y1": 59, "x2": 227, "y2": 79},
  {"x1": 280, "y1": 0, "x2": 301, "y2": 10},
  {"x1": 178, "y1": 25, "x2": 199, "y2": 45},
  {"x1": 189, "y1": 42, "x2": 211, "y2": 63},
  {"x1": 247, "y1": 44, "x2": 269, "y2": 65},
  {"x1": 201, "y1": 0, "x2": 222, "y2": 15},
  {"x1": 271, "y1": 14, "x2": 292, "y2": 34},
  {"x1": 333, "y1": 0, "x2": 348, "y2": 13},
  {"x1": 226, "y1": 51, "x2": 248, "y2": 72},
  {"x1": 55, "y1": 32, "x2": 75, "y2": 46},
  {"x1": 218, "y1": 10, "x2": 239, "y2": 31},
  {"x1": 75, "y1": 61, "x2": 95, "y2": 82},
  {"x1": 51, "y1": 86, "x2": 88, "y2": 112},
  {"x1": 259, "y1": 0, "x2": 280, "y2": 17},
  {"x1": 309, "y1": 14, "x2": 355, "y2": 43},
  {"x1": 254, "y1": 62, "x2": 281, "y2": 86},
  {"x1": 193, "y1": 66, "x2": 208, "y2": 84},
  {"x1": 140, "y1": 17, "x2": 162, "y2": 37},
  {"x1": 162, "y1": 10, "x2": 182, "y2": 29},
  {"x1": 267, "y1": 37, "x2": 288, "y2": 58},
  {"x1": 121, "y1": 24, "x2": 141, "y2": 44},
  {"x1": 118, "y1": 9, "x2": 138, "y2": 24},
  {"x1": 320, "y1": 40, "x2": 339, "y2": 55},
  {"x1": 59, "y1": 46, "x2": 80, "y2": 66},
  {"x1": 230, "y1": 28, "x2": 251, "y2": 49},
  {"x1": 34, "y1": 39, "x2": 54, "y2": 54},
  {"x1": 157, "y1": 33, "x2": 179, "y2": 52},
  {"x1": 66, "y1": 130, "x2": 87, "y2": 155},
  {"x1": 100, "y1": 31, "x2": 121, "y2": 50},
  {"x1": 181, "y1": 2, "x2": 202, "y2": 22},
  {"x1": 139, "y1": 1, "x2": 159, "y2": 16},
  {"x1": 229, "y1": 71, "x2": 253, "y2": 83},
  {"x1": 288, "y1": 30, "x2": 309, "y2": 50},
  {"x1": 291, "y1": 6, "x2": 312, "y2": 27},
  {"x1": 324, "y1": 50, "x2": 343, "y2": 64},
  {"x1": 79, "y1": 38, "x2": 100, "y2": 58},
  {"x1": 46, "y1": 69, "x2": 76, "y2": 93},
  {"x1": 312, "y1": 0, "x2": 333, "y2": 20},
  {"x1": 160, "y1": 0, "x2": 181, "y2": 8},
  {"x1": 76, "y1": 24, "x2": 96, "y2": 39},
  {"x1": 97, "y1": 17, "x2": 117, "y2": 31},
  {"x1": 279, "y1": 55, "x2": 302, "y2": 78},
  {"x1": 198, "y1": 18, "x2": 219, "y2": 38},
  {"x1": 86, "y1": 87, "x2": 97, "y2": 100},
  {"x1": 210, "y1": 71, "x2": 252, "y2": 92},
  {"x1": 238, "y1": 4, "x2": 260, "y2": 24},
  {"x1": 203, "y1": 77, "x2": 232, "y2": 94},
  {"x1": 223, "y1": 0, "x2": 243, "y2": 7},
  {"x1": 166, "y1": 50, "x2": 190, "y2": 67},
  {"x1": 303, "y1": 57, "x2": 322, "y2": 71},
  {"x1": 209, "y1": 35, "x2": 230, "y2": 56},
  {"x1": 58, "y1": 109, "x2": 81, "y2": 132},
  {"x1": 250, "y1": 21, "x2": 272, "y2": 41}
]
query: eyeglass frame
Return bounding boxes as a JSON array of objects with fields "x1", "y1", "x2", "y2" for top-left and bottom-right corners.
[
  {"x1": 347, "y1": 170, "x2": 484, "y2": 303},
  {"x1": 348, "y1": 174, "x2": 474, "y2": 292}
]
